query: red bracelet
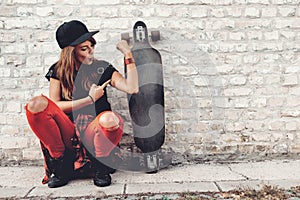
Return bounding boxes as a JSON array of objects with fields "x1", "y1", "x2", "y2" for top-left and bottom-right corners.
[{"x1": 124, "y1": 57, "x2": 135, "y2": 65}]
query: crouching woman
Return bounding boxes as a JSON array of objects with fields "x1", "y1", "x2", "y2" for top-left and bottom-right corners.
[{"x1": 25, "y1": 20, "x2": 138, "y2": 188}]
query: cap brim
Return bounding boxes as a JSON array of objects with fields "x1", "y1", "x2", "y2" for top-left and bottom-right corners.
[{"x1": 69, "y1": 30, "x2": 99, "y2": 46}]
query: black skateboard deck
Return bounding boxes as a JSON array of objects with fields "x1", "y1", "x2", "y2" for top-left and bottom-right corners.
[{"x1": 123, "y1": 21, "x2": 168, "y2": 172}]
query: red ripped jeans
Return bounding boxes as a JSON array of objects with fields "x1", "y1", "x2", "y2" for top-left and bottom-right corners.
[{"x1": 25, "y1": 95, "x2": 123, "y2": 159}]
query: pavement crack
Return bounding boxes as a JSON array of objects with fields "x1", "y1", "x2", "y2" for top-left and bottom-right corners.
[
  {"x1": 228, "y1": 165, "x2": 250, "y2": 180},
  {"x1": 123, "y1": 183, "x2": 127, "y2": 195},
  {"x1": 24, "y1": 186, "x2": 36, "y2": 198},
  {"x1": 214, "y1": 181, "x2": 223, "y2": 192}
]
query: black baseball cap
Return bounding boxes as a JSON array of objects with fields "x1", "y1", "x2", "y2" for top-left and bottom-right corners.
[{"x1": 56, "y1": 20, "x2": 99, "y2": 49}]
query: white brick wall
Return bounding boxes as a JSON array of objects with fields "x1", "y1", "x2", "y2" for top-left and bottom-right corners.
[{"x1": 0, "y1": 0, "x2": 299, "y2": 165}]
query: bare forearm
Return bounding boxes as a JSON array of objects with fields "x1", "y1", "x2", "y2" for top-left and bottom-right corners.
[
  {"x1": 115, "y1": 40, "x2": 139, "y2": 94},
  {"x1": 53, "y1": 96, "x2": 93, "y2": 113},
  {"x1": 124, "y1": 52, "x2": 139, "y2": 94}
]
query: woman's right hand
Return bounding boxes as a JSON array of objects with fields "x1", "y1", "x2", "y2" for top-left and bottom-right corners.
[
  {"x1": 116, "y1": 40, "x2": 131, "y2": 56},
  {"x1": 88, "y1": 80, "x2": 111, "y2": 102}
]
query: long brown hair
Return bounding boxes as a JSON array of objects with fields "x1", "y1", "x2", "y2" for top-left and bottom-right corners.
[{"x1": 56, "y1": 37, "x2": 96, "y2": 100}]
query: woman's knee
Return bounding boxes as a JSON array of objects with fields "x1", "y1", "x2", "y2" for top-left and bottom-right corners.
[
  {"x1": 27, "y1": 96, "x2": 48, "y2": 113},
  {"x1": 99, "y1": 112, "x2": 120, "y2": 130}
]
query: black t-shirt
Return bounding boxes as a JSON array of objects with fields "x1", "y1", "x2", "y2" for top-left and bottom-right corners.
[{"x1": 45, "y1": 60, "x2": 117, "y2": 120}]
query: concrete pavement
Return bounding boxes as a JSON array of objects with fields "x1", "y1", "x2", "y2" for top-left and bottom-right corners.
[{"x1": 0, "y1": 160, "x2": 300, "y2": 199}]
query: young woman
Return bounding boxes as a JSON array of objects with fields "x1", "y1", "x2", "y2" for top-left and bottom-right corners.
[{"x1": 25, "y1": 20, "x2": 138, "y2": 188}]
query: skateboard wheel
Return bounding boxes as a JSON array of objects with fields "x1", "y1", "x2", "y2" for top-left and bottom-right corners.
[
  {"x1": 151, "y1": 30, "x2": 160, "y2": 41},
  {"x1": 121, "y1": 32, "x2": 130, "y2": 43}
]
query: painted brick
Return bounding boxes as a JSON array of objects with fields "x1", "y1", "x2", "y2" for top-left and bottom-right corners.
[
  {"x1": 0, "y1": 1, "x2": 299, "y2": 164},
  {"x1": 0, "y1": 136, "x2": 28, "y2": 149},
  {"x1": 160, "y1": 0, "x2": 198, "y2": 4},
  {"x1": 268, "y1": 121, "x2": 285, "y2": 131},
  {"x1": 278, "y1": 7, "x2": 296, "y2": 17},
  {"x1": 0, "y1": 31, "x2": 16, "y2": 42},
  {"x1": 246, "y1": 31, "x2": 263, "y2": 40},
  {"x1": 190, "y1": 7, "x2": 208, "y2": 18},
  {"x1": 280, "y1": 30, "x2": 296, "y2": 40},
  {"x1": 4, "y1": 19, "x2": 42, "y2": 30},
  {"x1": 286, "y1": 97, "x2": 300, "y2": 107},
  {"x1": 268, "y1": 97, "x2": 286, "y2": 107},
  {"x1": 93, "y1": 7, "x2": 119, "y2": 18},
  {"x1": 2, "y1": 44, "x2": 26, "y2": 54},
  {"x1": 225, "y1": 7, "x2": 242, "y2": 17},
  {"x1": 75, "y1": 7, "x2": 93, "y2": 17},
  {"x1": 16, "y1": 7, "x2": 33, "y2": 17},
  {"x1": 22, "y1": 148, "x2": 43, "y2": 160},
  {"x1": 286, "y1": 121, "x2": 298, "y2": 131},
  {"x1": 83, "y1": 0, "x2": 121, "y2": 5},
  {"x1": 262, "y1": 7, "x2": 277, "y2": 17},
  {"x1": 229, "y1": 32, "x2": 246, "y2": 40},
  {"x1": 155, "y1": 6, "x2": 173, "y2": 17},
  {"x1": 0, "y1": 6, "x2": 16, "y2": 17},
  {"x1": 6, "y1": 102, "x2": 22, "y2": 113},
  {"x1": 0, "y1": 68, "x2": 10, "y2": 77},
  {"x1": 245, "y1": 7, "x2": 260, "y2": 18},
  {"x1": 264, "y1": 31, "x2": 279, "y2": 40},
  {"x1": 7, "y1": 0, "x2": 43, "y2": 4},
  {"x1": 1, "y1": 126, "x2": 19, "y2": 136},
  {"x1": 26, "y1": 55, "x2": 42, "y2": 67},
  {"x1": 246, "y1": 0, "x2": 270, "y2": 4},
  {"x1": 229, "y1": 76, "x2": 247, "y2": 86},
  {"x1": 46, "y1": 0, "x2": 80, "y2": 4},
  {"x1": 282, "y1": 74, "x2": 298, "y2": 86},
  {"x1": 0, "y1": 57, "x2": 4, "y2": 66},
  {"x1": 251, "y1": 98, "x2": 267, "y2": 108},
  {"x1": 264, "y1": 74, "x2": 281, "y2": 84},
  {"x1": 224, "y1": 88, "x2": 252, "y2": 96},
  {"x1": 36, "y1": 7, "x2": 54, "y2": 17}
]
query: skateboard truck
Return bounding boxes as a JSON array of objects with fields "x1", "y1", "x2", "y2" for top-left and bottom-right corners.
[
  {"x1": 121, "y1": 28, "x2": 160, "y2": 44},
  {"x1": 136, "y1": 26, "x2": 146, "y2": 42},
  {"x1": 144, "y1": 151, "x2": 159, "y2": 173}
]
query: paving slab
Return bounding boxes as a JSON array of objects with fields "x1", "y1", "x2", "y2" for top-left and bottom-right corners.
[
  {"x1": 0, "y1": 166, "x2": 43, "y2": 187},
  {"x1": 0, "y1": 160, "x2": 299, "y2": 199},
  {"x1": 217, "y1": 180, "x2": 264, "y2": 191},
  {"x1": 229, "y1": 160, "x2": 300, "y2": 180},
  {"x1": 263, "y1": 179, "x2": 300, "y2": 190},
  {"x1": 126, "y1": 182, "x2": 219, "y2": 194},
  {"x1": 28, "y1": 183, "x2": 125, "y2": 198},
  {"x1": 0, "y1": 187, "x2": 31, "y2": 199},
  {"x1": 114, "y1": 164, "x2": 245, "y2": 184},
  {"x1": 217, "y1": 179, "x2": 300, "y2": 192}
]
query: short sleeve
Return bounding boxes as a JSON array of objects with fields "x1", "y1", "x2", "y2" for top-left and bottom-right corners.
[
  {"x1": 105, "y1": 63, "x2": 118, "y2": 79},
  {"x1": 97, "y1": 61, "x2": 118, "y2": 85},
  {"x1": 45, "y1": 63, "x2": 59, "y2": 81}
]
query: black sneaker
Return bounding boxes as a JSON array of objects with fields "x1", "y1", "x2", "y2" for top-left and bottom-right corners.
[
  {"x1": 93, "y1": 172, "x2": 111, "y2": 187},
  {"x1": 48, "y1": 174, "x2": 69, "y2": 188}
]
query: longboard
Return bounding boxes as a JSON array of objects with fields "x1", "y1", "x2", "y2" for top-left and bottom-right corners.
[{"x1": 123, "y1": 21, "x2": 168, "y2": 173}]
